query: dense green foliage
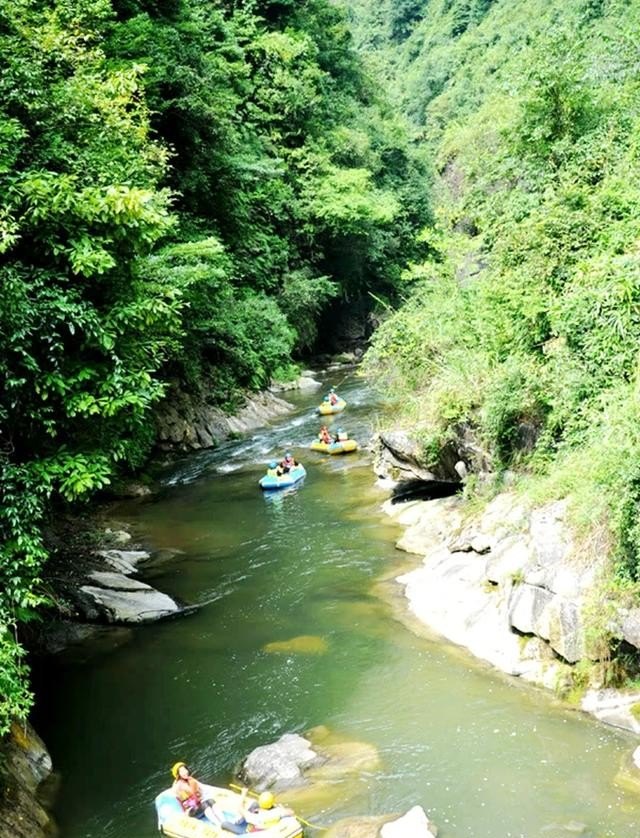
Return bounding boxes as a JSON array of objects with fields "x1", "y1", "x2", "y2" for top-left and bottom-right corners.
[
  {"x1": 0, "y1": 0, "x2": 427, "y2": 733},
  {"x1": 358, "y1": 2, "x2": 640, "y2": 584}
]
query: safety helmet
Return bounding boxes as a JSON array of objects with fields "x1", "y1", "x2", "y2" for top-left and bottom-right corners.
[
  {"x1": 269, "y1": 461, "x2": 277, "y2": 468},
  {"x1": 323, "y1": 396, "x2": 329, "y2": 401},
  {"x1": 259, "y1": 791, "x2": 275, "y2": 809},
  {"x1": 285, "y1": 451, "x2": 292, "y2": 457},
  {"x1": 171, "y1": 761, "x2": 187, "y2": 779}
]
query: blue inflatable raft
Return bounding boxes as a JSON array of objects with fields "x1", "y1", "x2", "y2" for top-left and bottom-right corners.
[{"x1": 259, "y1": 464, "x2": 306, "y2": 491}]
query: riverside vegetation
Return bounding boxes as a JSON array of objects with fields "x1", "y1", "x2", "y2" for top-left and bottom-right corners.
[
  {"x1": 356, "y1": 0, "x2": 640, "y2": 681},
  {"x1": 0, "y1": 0, "x2": 430, "y2": 733}
]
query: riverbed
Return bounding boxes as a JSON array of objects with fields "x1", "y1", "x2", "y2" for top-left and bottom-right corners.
[{"x1": 37, "y1": 373, "x2": 640, "y2": 838}]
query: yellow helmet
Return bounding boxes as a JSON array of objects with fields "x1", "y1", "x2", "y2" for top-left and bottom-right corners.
[
  {"x1": 171, "y1": 761, "x2": 187, "y2": 779},
  {"x1": 259, "y1": 791, "x2": 275, "y2": 809}
]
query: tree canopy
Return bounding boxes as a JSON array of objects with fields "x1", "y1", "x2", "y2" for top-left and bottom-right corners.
[{"x1": 0, "y1": 0, "x2": 428, "y2": 733}]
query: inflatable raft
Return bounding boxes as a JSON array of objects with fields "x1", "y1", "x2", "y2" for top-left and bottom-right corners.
[
  {"x1": 155, "y1": 785, "x2": 303, "y2": 838},
  {"x1": 317, "y1": 398, "x2": 346, "y2": 415},
  {"x1": 259, "y1": 464, "x2": 306, "y2": 490},
  {"x1": 310, "y1": 439, "x2": 358, "y2": 454}
]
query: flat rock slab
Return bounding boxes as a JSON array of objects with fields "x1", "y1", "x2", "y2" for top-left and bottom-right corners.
[
  {"x1": 97, "y1": 549, "x2": 151, "y2": 574},
  {"x1": 88, "y1": 571, "x2": 151, "y2": 591},
  {"x1": 79, "y1": 585, "x2": 179, "y2": 623}
]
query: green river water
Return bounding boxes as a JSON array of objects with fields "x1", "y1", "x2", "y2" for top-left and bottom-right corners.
[{"x1": 37, "y1": 373, "x2": 640, "y2": 838}]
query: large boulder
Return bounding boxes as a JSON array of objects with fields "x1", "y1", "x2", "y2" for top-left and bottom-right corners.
[
  {"x1": 0, "y1": 722, "x2": 55, "y2": 838},
  {"x1": 617, "y1": 608, "x2": 640, "y2": 648},
  {"x1": 508, "y1": 584, "x2": 554, "y2": 638},
  {"x1": 507, "y1": 585, "x2": 587, "y2": 663},
  {"x1": 79, "y1": 581, "x2": 179, "y2": 623},
  {"x1": 375, "y1": 432, "x2": 438, "y2": 482},
  {"x1": 241, "y1": 728, "x2": 382, "y2": 810},
  {"x1": 242, "y1": 734, "x2": 320, "y2": 791}
]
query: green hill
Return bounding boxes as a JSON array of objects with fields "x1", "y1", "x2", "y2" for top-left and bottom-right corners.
[{"x1": 357, "y1": 2, "x2": 640, "y2": 593}]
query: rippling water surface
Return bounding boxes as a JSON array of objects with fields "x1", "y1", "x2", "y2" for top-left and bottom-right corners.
[{"x1": 37, "y1": 372, "x2": 639, "y2": 838}]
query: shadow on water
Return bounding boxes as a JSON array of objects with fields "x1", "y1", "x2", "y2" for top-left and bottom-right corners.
[{"x1": 35, "y1": 372, "x2": 640, "y2": 838}]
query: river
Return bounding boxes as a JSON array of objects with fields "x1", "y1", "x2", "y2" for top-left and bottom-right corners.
[{"x1": 37, "y1": 372, "x2": 639, "y2": 838}]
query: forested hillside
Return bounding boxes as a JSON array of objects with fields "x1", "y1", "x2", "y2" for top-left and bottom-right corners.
[
  {"x1": 0, "y1": 0, "x2": 428, "y2": 732},
  {"x1": 356, "y1": 3, "x2": 640, "y2": 603}
]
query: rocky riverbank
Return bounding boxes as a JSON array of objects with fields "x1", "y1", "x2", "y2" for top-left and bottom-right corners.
[
  {"x1": 383, "y1": 490, "x2": 640, "y2": 737},
  {"x1": 0, "y1": 722, "x2": 55, "y2": 838},
  {"x1": 155, "y1": 383, "x2": 296, "y2": 451}
]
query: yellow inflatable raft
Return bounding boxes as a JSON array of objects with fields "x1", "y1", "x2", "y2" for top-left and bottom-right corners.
[
  {"x1": 155, "y1": 785, "x2": 303, "y2": 838},
  {"x1": 310, "y1": 439, "x2": 358, "y2": 454},
  {"x1": 317, "y1": 398, "x2": 346, "y2": 415}
]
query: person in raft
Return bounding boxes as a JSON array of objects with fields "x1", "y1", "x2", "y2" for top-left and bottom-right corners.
[
  {"x1": 279, "y1": 451, "x2": 298, "y2": 473},
  {"x1": 171, "y1": 762, "x2": 217, "y2": 824},
  {"x1": 328, "y1": 388, "x2": 339, "y2": 405},
  {"x1": 333, "y1": 427, "x2": 349, "y2": 443},
  {"x1": 318, "y1": 425, "x2": 331, "y2": 444},
  {"x1": 243, "y1": 791, "x2": 294, "y2": 830},
  {"x1": 266, "y1": 461, "x2": 280, "y2": 478}
]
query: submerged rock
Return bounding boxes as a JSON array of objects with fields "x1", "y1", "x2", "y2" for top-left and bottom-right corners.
[
  {"x1": 37, "y1": 621, "x2": 133, "y2": 658},
  {"x1": 381, "y1": 807, "x2": 437, "y2": 838},
  {"x1": 263, "y1": 635, "x2": 328, "y2": 655},
  {"x1": 325, "y1": 816, "x2": 391, "y2": 838}
]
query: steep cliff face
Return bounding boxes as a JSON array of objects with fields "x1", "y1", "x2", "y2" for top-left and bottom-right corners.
[
  {"x1": 0, "y1": 722, "x2": 54, "y2": 838},
  {"x1": 154, "y1": 384, "x2": 295, "y2": 451}
]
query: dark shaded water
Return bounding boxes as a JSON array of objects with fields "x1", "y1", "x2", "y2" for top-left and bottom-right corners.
[{"x1": 37, "y1": 373, "x2": 639, "y2": 838}]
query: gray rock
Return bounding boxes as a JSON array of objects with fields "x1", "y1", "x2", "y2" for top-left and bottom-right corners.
[
  {"x1": 0, "y1": 721, "x2": 54, "y2": 838},
  {"x1": 454, "y1": 460, "x2": 468, "y2": 479},
  {"x1": 79, "y1": 584, "x2": 179, "y2": 623},
  {"x1": 38, "y1": 621, "x2": 133, "y2": 658},
  {"x1": 242, "y1": 734, "x2": 321, "y2": 791},
  {"x1": 97, "y1": 549, "x2": 151, "y2": 575},
  {"x1": 380, "y1": 806, "x2": 437, "y2": 838},
  {"x1": 619, "y1": 607, "x2": 640, "y2": 649},
  {"x1": 155, "y1": 385, "x2": 293, "y2": 451},
  {"x1": 104, "y1": 528, "x2": 132, "y2": 545},
  {"x1": 529, "y1": 501, "x2": 571, "y2": 569},
  {"x1": 581, "y1": 689, "x2": 640, "y2": 734},
  {"x1": 88, "y1": 571, "x2": 151, "y2": 591},
  {"x1": 297, "y1": 376, "x2": 322, "y2": 390},
  {"x1": 508, "y1": 583, "x2": 554, "y2": 637},
  {"x1": 547, "y1": 598, "x2": 586, "y2": 663},
  {"x1": 485, "y1": 536, "x2": 530, "y2": 585}
]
